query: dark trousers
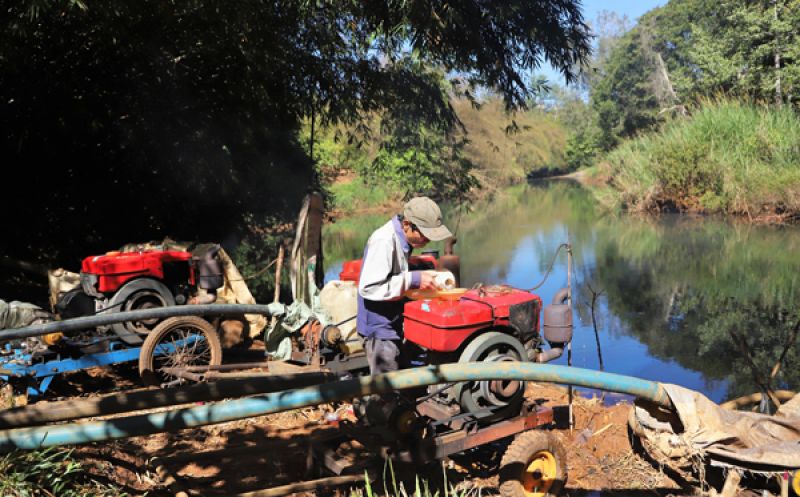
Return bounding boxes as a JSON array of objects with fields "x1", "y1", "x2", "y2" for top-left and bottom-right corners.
[{"x1": 364, "y1": 337, "x2": 402, "y2": 375}]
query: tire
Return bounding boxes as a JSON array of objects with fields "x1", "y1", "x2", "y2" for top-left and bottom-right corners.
[
  {"x1": 138, "y1": 316, "x2": 222, "y2": 387},
  {"x1": 452, "y1": 331, "x2": 528, "y2": 422},
  {"x1": 499, "y1": 430, "x2": 567, "y2": 497}
]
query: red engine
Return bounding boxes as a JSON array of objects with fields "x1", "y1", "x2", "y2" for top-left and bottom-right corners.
[
  {"x1": 403, "y1": 288, "x2": 542, "y2": 352},
  {"x1": 80, "y1": 250, "x2": 194, "y2": 294},
  {"x1": 400, "y1": 286, "x2": 569, "y2": 423},
  {"x1": 62, "y1": 246, "x2": 225, "y2": 345}
]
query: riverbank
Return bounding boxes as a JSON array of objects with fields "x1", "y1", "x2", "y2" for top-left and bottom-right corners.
[{"x1": 584, "y1": 101, "x2": 800, "y2": 224}]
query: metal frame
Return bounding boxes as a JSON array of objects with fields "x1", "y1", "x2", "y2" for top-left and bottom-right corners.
[
  {"x1": 316, "y1": 400, "x2": 555, "y2": 476},
  {"x1": 1, "y1": 339, "x2": 141, "y2": 397},
  {"x1": 1, "y1": 333, "x2": 202, "y2": 398}
]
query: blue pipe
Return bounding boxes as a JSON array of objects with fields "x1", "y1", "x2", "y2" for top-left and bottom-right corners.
[{"x1": 0, "y1": 362, "x2": 670, "y2": 451}]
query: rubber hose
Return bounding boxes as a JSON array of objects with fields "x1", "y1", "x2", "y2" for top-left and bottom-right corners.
[
  {"x1": 0, "y1": 303, "x2": 284, "y2": 341},
  {"x1": 0, "y1": 362, "x2": 671, "y2": 451}
]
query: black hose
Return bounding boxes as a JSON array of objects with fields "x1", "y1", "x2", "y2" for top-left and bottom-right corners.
[{"x1": 0, "y1": 304, "x2": 280, "y2": 342}]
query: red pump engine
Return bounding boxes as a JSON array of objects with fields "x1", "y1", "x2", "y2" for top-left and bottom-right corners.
[
  {"x1": 402, "y1": 286, "x2": 561, "y2": 422},
  {"x1": 403, "y1": 288, "x2": 542, "y2": 352},
  {"x1": 337, "y1": 250, "x2": 571, "y2": 422},
  {"x1": 60, "y1": 247, "x2": 225, "y2": 345},
  {"x1": 80, "y1": 250, "x2": 194, "y2": 295}
]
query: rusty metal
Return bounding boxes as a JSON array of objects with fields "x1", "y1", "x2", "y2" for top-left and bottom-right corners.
[{"x1": 433, "y1": 406, "x2": 553, "y2": 459}]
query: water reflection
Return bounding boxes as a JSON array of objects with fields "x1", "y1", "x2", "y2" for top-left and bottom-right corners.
[{"x1": 324, "y1": 182, "x2": 800, "y2": 403}]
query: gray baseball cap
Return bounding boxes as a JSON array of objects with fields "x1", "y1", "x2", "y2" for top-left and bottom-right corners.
[{"x1": 403, "y1": 197, "x2": 453, "y2": 241}]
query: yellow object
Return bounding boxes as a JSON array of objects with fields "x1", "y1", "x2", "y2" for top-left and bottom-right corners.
[
  {"x1": 522, "y1": 450, "x2": 557, "y2": 497},
  {"x1": 405, "y1": 289, "x2": 439, "y2": 300},
  {"x1": 436, "y1": 288, "x2": 467, "y2": 301},
  {"x1": 404, "y1": 288, "x2": 467, "y2": 301},
  {"x1": 42, "y1": 332, "x2": 64, "y2": 346},
  {"x1": 791, "y1": 470, "x2": 799, "y2": 496}
]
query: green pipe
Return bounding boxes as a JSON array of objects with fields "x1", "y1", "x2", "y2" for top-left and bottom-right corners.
[
  {"x1": 0, "y1": 362, "x2": 670, "y2": 451},
  {"x1": 0, "y1": 303, "x2": 284, "y2": 341}
]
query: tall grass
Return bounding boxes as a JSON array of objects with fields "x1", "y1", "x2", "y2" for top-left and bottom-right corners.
[
  {"x1": 0, "y1": 448, "x2": 126, "y2": 497},
  {"x1": 603, "y1": 99, "x2": 800, "y2": 219}
]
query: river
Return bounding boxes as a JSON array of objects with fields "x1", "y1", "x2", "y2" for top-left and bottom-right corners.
[{"x1": 323, "y1": 180, "x2": 800, "y2": 405}]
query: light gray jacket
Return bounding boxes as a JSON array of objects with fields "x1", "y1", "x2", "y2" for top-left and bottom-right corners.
[{"x1": 357, "y1": 219, "x2": 417, "y2": 301}]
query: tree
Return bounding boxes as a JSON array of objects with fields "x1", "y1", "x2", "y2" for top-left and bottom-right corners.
[{"x1": 0, "y1": 0, "x2": 591, "y2": 266}]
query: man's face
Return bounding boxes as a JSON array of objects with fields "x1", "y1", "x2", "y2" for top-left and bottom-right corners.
[{"x1": 403, "y1": 220, "x2": 430, "y2": 248}]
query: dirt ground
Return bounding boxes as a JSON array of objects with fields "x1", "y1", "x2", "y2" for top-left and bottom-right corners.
[{"x1": 37, "y1": 364, "x2": 685, "y2": 497}]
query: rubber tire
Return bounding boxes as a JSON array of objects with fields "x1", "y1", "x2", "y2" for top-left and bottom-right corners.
[
  {"x1": 499, "y1": 430, "x2": 567, "y2": 497},
  {"x1": 138, "y1": 316, "x2": 222, "y2": 386}
]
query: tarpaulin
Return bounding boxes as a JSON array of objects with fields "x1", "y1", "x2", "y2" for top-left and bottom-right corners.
[{"x1": 630, "y1": 384, "x2": 800, "y2": 474}]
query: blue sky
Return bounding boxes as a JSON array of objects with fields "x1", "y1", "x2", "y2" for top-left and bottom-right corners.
[{"x1": 539, "y1": 0, "x2": 667, "y2": 86}]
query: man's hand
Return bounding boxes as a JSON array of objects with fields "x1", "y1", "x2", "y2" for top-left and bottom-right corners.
[{"x1": 419, "y1": 270, "x2": 438, "y2": 290}]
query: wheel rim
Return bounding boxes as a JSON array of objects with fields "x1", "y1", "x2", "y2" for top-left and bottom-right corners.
[
  {"x1": 521, "y1": 450, "x2": 557, "y2": 497},
  {"x1": 151, "y1": 325, "x2": 214, "y2": 386}
]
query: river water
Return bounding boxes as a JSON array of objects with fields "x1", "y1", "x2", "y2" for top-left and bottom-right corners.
[{"x1": 323, "y1": 181, "x2": 800, "y2": 404}]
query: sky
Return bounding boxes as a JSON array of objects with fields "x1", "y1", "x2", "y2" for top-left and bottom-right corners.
[{"x1": 539, "y1": 0, "x2": 667, "y2": 87}]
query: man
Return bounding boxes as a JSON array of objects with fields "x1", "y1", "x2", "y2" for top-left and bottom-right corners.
[{"x1": 357, "y1": 196, "x2": 452, "y2": 376}]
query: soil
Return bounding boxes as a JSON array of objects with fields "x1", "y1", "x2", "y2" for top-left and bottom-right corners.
[{"x1": 40, "y1": 365, "x2": 683, "y2": 497}]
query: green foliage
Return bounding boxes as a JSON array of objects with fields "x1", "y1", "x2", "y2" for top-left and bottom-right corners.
[
  {"x1": 677, "y1": 0, "x2": 800, "y2": 104},
  {"x1": 369, "y1": 128, "x2": 478, "y2": 202},
  {"x1": 583, "y1": 0, "x2": 800, "y2": 156},
  {"x1": 452, "y1": 98, "x2": 568, "y2": 187},
  {"x1": 231, "y1": 227, "x2": 290, "y2": 304},
  {"x1": 0, "y1": 0, "x2": 590, "y2": 267},
  {"x1": 603, "y1": 100, "x2": 800, "y2": 217},
  {"x1": 328, "y1": 178, "x2": 396, "y2": 214},
  {"x1": 0, "y1": 448, "x2": 126, "y2": 497},
  {"x1": 590, "y1": 28, "x2": 662, "y2": 149},
  {"x1": 553, "y1": 88, "x2": 602, "y2": 170}
]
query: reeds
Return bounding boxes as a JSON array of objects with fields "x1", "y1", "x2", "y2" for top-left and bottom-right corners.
[{"x1": 603, "y1": 98, "x2": 800, "y2": 220}]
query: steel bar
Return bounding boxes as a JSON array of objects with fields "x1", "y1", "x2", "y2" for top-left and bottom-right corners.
[
  {"x1": 0, "y1": 303, "x2": 284, "y2": 341},
  {"x1": 0, "y1": 372, "x2": 334, "y2": 429},
  {"x1": 0, "y1": 362, "x2": 671, "y2": 451}
]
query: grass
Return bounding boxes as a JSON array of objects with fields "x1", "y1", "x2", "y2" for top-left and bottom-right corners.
[
  {"x1": 351, "y1": 459, "x2": 478, "y2": 497},
  {"x1": 0, "y1": 448, "x2": 127, "y2": 497},
  {"x1": 601, "y1": 99, "x2": 800, "y2": 220}
]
